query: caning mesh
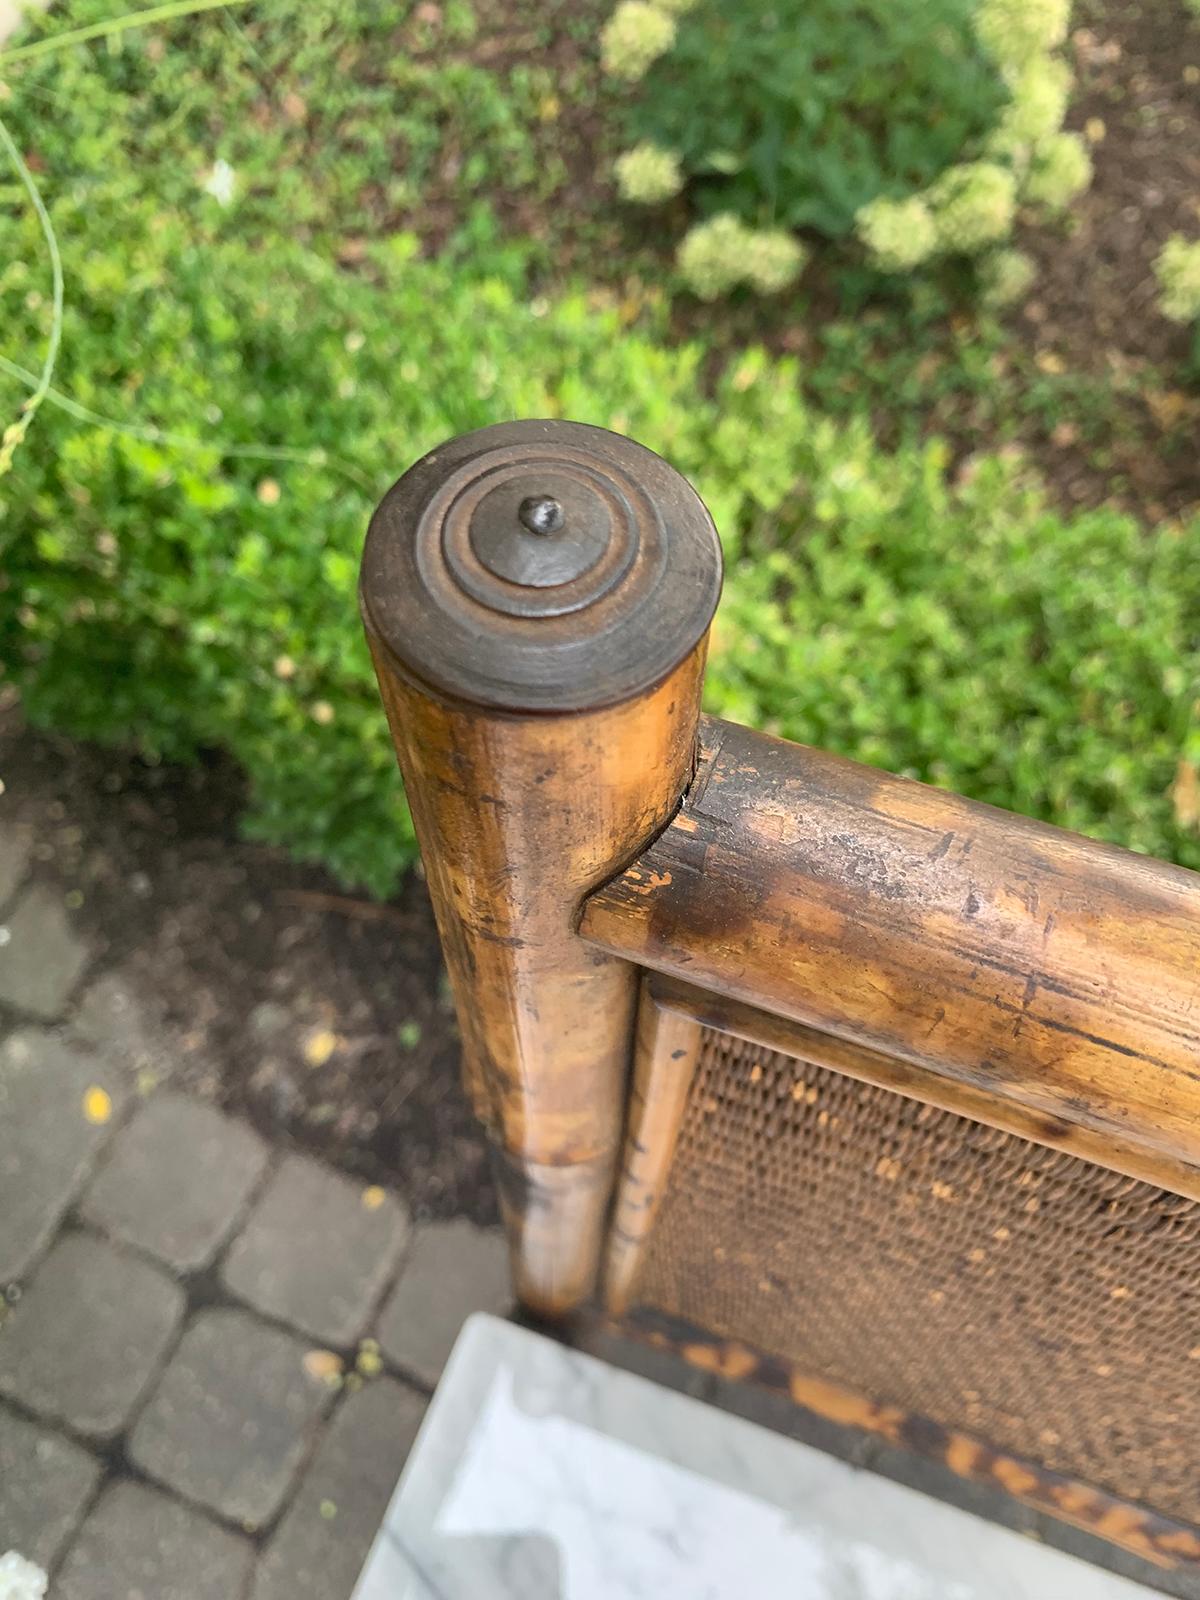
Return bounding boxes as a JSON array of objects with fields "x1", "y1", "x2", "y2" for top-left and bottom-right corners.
[{"x1": 635, "y1": 1028, "x2": 1200, "y2": 1522}]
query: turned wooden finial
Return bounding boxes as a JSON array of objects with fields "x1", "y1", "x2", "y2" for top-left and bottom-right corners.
[{"x1": 360, "y1": 418, "x2": 721, "y2": 712}]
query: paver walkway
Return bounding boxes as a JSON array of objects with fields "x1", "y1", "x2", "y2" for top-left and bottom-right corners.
[{"x1": 0, "y1": 813, "x2": 510, "y2": 1596}]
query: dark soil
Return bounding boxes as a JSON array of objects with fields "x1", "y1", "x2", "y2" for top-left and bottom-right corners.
[
  {"x1": 0, "y1": 699, "x2": 496, "y2": 1225},
  {"x1": 1047, "y1": 0, "x2": 1200, "y2": 376},
  {"x1": 1009, "y1": 0, "x2": 1200, "y2": 517}
]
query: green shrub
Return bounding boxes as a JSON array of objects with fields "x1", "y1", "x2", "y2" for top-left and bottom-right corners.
[
  {"x1": 2, "y1": 3, "x2": 1195, "y2": 896},
  {"x1": 5, "y1": 198, "x2": 1196, "y2": 889},
  {"x1": 0, "y1": 0, "x2": 555, "y2": 248},
  {"x1": 607, "y1": 0, "x2": 1086, "y2": 294},
  {"x1": 705, "y1": 356, "x2": 1200, "y2": 872},
  {"x1": 0, "y1": 212, "x2": 751, "y2": 893},
  {"x1": 617, "y1": 0, "x2": 1006, "y2": 239}
]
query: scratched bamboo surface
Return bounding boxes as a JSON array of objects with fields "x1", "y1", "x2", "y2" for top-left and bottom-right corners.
[
  {"x1": 580, "y1": 716, "x2": 1200, "y2": 1187},
  {"x1": 370, "y1": 649, "x2": 706, "y2": 1315},
  {"x1": 360, "y1": 420, "x2": 722, "y2": 1317},
  {"x1": 603, "y1": 984, "x2": 704, "y2": 1315}
]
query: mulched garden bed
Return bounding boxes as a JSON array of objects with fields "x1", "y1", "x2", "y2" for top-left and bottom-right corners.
[
  {"x1": 405, "y1": 0, "x2": 1200, "y2": 523},
  {"x1": 0, "y1": 702, "x2": 495, "y2": 1224},
  {"x1": 1010, "y1": 0, "x2": 1200, "y2": 517}
]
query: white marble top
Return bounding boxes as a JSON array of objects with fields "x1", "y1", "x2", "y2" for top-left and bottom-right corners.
[{"x1": 352, "y1": 1314, "x2": 1156, "y2": 1600}]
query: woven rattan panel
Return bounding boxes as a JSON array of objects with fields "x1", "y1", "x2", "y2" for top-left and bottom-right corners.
[{"x1": 635, "y1": 1028, "x2": 1200, "y2": 1521}]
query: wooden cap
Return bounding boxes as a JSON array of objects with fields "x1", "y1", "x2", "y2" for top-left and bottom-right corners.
[{"x1": 360, "y1": 420, "x2": 723, "y2": 713}]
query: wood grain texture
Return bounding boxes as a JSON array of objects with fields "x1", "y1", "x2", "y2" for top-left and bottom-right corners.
[
  {"x1": 360, "y1": 422, "x2": 722, "y2": 1318},
  {"x1": 368, "y1": 643, "x2": 706, "y2": 1315},
  {"x1": 617, "y1": 1307, "x2": 1200, "y2": 1574},
  {"x1": 581, "y1": 716, "x2": 1200, "y2": 1180},
  {"x1": 603, "y1": 984, "x2": 703, "y2": 1315}
]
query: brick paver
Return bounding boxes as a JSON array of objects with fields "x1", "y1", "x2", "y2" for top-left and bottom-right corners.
[
  {"x1": 70, "y1": 970, "x2": 161, "y2": 1079},
  {"x1": 0, "y1": 1029, "x2": 128, "y2": 1283},
  {"x1": 377, "y1": 1220, "x2": 510, "y2": 1385},
  {"x1": 0, "y1": 822, "x2": 31, "y2": 910},
  {"x1": 0, "y1": 1232, "x2": 184, "y2": 1439},
  {"x1": 0, "y1": 791, "x2": 513, "y2": 1592},
  {"x1": 223, "y1": 1154, "x2": 408, "y2": 1345},
  {"x1": 82, "y1": 1093, "x2": 268, "y2": 1271},
  {"x1": 0, "y1": 1405, "x2": 101, "y2": 1569},
  {"x1": 0, "y1": 884, "x2": 90, "y2": 1017},
  {"x1": 130, "y1": 1308, "x2": 332, "y2": 1530},
  {"x1": 55, "y1": 1479, "x2": 255, "y2": 1600},
  {"x1": 253, "y1": 1377, "x2": 427, "y2": 1600}
]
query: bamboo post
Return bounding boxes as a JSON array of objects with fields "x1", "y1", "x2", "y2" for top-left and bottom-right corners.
[
  {"x1": 359, "y1": 421, "x2": 722, "y2": 1316},
  {"x1": 604, "y1": 982, "x2": 704, "y2": 1315}
]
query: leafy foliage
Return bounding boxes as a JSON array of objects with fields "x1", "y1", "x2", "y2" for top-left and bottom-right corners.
[
  {"x1": 0, "y1": 0, "x2": 558, "y2": 250},
  {"x1": 707, "y1": 356, "x2": 1199, "y2": 872},
  {"x1": 621, "y1": 0, "x2": 1006, "y2": 239},
  {"x1": 1, "y1": 0, "x2": 1196, "y2": 898},
  {"x1": 1, "y1": 210, "x2": 739, "y2": 891},
  {"x1": 608, "y1": 0, "x2": 1087, "y2": 294}
]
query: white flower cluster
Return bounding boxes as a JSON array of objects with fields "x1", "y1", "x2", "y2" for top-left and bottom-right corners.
[
  {"x1": 741, "y1": 228, "x2": 809, "y2": 293},
  {"x1": 1156, "y1": 235, "x2": 1200, "y2": 325},
  {"x1": 0, "y1": 1553, "x2": 48, "y2": 1600},
  {"x1": 855, "y1": 195, "x2": 938, "y2": 272},
  {"x1": 600, "y1": 1, "x2": 677, "y2": 81},
  {"x1": 614, "y1": 142, "x2": 684, "y2": 203},
  {"x1": 974, "y1": 0, "x2": 1070, "y2": 67},
  {"x1": 988, "y1": 58, "x2": 1071, "y2": 155},
  {"x1": 677, "y1": 214, "x2": 808, "y2": 299},
  {"x1": 1024, "y1": 131, "x2": 1092, "y2": 210},
  {"x1": 979, "y1": 247, "x2": 1037, "y2": 307},
  {"x1": 928, "y1": 161, "x2": 1017, "y2": 252},
  {"x1": 856, "y1": 0, "x2": 1088, "y2": 280}
]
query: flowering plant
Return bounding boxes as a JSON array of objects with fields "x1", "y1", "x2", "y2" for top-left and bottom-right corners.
[{"x1": 602, "y1": 0, "x2": 1089, "y2": 298}]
